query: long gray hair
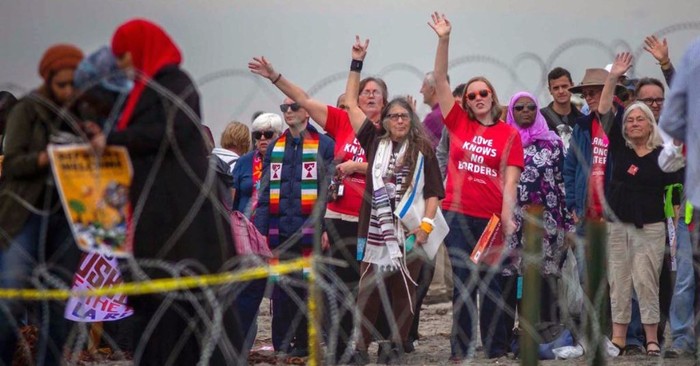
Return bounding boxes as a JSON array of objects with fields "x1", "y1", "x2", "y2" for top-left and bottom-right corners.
[
  {"x1": 379, "y1": 97, "x2": 433, "y2": 192},
  {"x1": 622, "y1": 102, "x2": 662, "y2": 150}
]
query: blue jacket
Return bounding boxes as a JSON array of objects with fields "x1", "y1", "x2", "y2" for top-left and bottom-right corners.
[
  {"x1": 231, "y1": 150, "x2": 258, "y2": 217},
  {"x1": 563, "y1": 104, "x2": 623, "y2": 218},
  {"x1": 254, "y1": 124, "x2": 334, "y2": 240}
]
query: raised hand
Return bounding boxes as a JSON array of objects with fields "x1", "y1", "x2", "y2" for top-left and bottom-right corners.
[
  {"x1": 428, "y1": 12, "x2": 451, "y2": 38},
  {"x1": 643, "y1": 35, "x2": 670, "y2": 63},
  {"x1": 405, "y1": 95, "x2": 417, "y2": 112},
  {"x1": 610, "y1": 52, "x2": 633, "y2": 78},
  {"x1": 248, "y1": 56, "x2": 277, "y2": 80},
  {"x1": 352, "y1": 35, "x2": 370, "y2": 61}
]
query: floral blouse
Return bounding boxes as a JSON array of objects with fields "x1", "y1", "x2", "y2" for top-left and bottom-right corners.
[{"x1": 503, "y1": 139, "x2": 574, "y2": 277}]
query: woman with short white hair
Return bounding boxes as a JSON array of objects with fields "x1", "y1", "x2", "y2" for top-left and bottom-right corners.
[
  {"x1": 606, "y1": 101, "x2": 682, "y2": 356},
  {"x1": 231, "y1": 112, "x2": 284, "y2": 353}
]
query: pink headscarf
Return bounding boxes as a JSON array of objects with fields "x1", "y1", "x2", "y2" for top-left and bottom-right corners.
[{"x1": 506, "y1": 91, "x2": 560, "y2": 147}]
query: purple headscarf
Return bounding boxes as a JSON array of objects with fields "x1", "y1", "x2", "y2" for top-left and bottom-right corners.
[{"x1": 506, "y1": 91, "x2": 560, "y2": 147}]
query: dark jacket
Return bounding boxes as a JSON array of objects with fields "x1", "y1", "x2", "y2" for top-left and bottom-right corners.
[
  {"x1": 254, "y1": 124, "x2": 334, "y2": 240},
  {"x1": 563, "y1": 104, "x2": 623, "y2": 218},
  {"x1": 106, "y1": 65, "x2": 234, "y2": 273},
  {"x1": 0, "y1": 93, "x2": 72, "y2": 248}
]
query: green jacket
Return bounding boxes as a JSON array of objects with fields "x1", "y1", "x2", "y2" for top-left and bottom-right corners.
[{"x1": 0, "y1": 93, "x2": 67, "y2": 249}]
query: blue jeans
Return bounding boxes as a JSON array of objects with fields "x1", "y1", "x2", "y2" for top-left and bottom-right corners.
[
  {"x1": 671, "y1": 220, "x2": 696, "y2": 351},
  {"x1": 444, "y1": 211, "x2": 509, "y2": 359},
  {"x1": 0, "y1": 211, "x2": 80, "y2": 365},
  {"x1": 234, "y1": 277, "x2": 267, "y2": 353}
]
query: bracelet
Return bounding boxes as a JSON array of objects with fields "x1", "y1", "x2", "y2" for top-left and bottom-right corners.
[
  {"x1": 419, "y1": 222, "x2": 434, "y2": 234},
  {"x1": 658, "y1": 58, "x2": 671, "y2": 66},
  {"x1": 350, "y1": 59, "x2": 363, "y2": 72},
  {"x1": 271, "y1": 73, "x2": 282, "y2": 84},
  {"x1": 421, "y1": 217, "x2": 435, "y2": 227}
]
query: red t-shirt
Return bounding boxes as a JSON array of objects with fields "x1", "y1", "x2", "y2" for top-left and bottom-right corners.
[
  {"x1": 442, "y1": 102, "x2": 524, "y2": 218},
  {"x1": 324, "y1": 106, "x2": 367, "y2": 216},
  {"x1": 586, "y1": 118, "x2": 609, "y2": 219}
]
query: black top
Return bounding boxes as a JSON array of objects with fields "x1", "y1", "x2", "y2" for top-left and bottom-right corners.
[
  {"x1": 107, "y1": 65, "x2": 235, "y2": 273},
  {"x1": 541, "y1": 102, "x2": 583, "y2": 131},
  {"x1": 607, "y1": 144, "x2": 682, "y2": 228}
]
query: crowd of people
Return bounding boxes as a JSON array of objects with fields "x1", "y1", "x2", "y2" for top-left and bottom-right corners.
[{"x1": 0, "y1": 12, "x2": 698, "y2": 365}]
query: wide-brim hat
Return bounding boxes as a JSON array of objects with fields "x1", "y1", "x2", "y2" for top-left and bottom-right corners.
[{"x1": 569, "y1": 68, "x2": 626, "y2": 94}]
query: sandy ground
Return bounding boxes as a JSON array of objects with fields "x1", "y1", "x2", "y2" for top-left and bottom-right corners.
[{"x1": 248, "y1": 298, "x2": 697, "y2": 366}]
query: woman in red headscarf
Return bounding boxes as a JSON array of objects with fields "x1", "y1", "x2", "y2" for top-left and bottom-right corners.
[{"x1": 89, "y1": 19, "x2": 242, "y2": 365}]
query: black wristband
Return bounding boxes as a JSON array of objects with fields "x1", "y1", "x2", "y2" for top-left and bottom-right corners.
[
  {"x1": 271, "y1": 73, "x2": 282, "y2": 84},
  {"x1": 350, "y1": 59, "x2": 363, "y2": 72}
]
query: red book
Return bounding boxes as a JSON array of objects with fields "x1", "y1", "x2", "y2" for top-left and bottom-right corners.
[{"x1": 470, "y1": 214, "x2": 505, "y2": 266}]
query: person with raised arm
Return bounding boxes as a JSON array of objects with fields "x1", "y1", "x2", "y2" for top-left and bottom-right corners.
[
  {"x1": 429, "y1": 12, "x2": 524, "y2": 361},
  {"x1": 249, "y1": 54, "x2": 385, "y2": 364},
  {"x1": 342, "y1": 35, "x2": 444, "y2": 364}
]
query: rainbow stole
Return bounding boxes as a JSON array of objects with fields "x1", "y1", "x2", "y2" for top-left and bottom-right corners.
[{"x1": 268, "y1": 130, "x2": 320, "y2": 248}]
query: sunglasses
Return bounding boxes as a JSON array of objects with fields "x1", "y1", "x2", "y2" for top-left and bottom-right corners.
[
  {"x1": 514, "y1": 104, "x2": 537, "y2": 112},
  {"x1": 279, "y1": 103, "x2": 301, "y2": 113},
  {"x1": 338, "y1": 104, "x2": 349, "y2": 110},
  {"x1": 252, "y1": 130, "x2": 275, "y2": 140},
  {"x1": 465, "y1": 89, "x2": 491, "y2": 101}
]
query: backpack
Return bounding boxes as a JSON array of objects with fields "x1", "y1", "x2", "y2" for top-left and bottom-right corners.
[{"x1": 511, "y1": 322, "x2": 575, "y2": 360}]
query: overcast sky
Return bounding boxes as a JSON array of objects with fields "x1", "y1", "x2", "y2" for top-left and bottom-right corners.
[{"x1": 1, "y1": 0, "x2": 699, "y2": 143}]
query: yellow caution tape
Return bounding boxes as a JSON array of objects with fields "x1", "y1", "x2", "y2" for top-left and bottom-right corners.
[{"x1": 0, "y1": 257, "x2": 311, "y2": 300}]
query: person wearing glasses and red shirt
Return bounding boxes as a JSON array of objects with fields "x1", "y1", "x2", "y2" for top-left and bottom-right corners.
[
  {"x1": 429, "y1": 12, "x2": 524, "y2": 361},
  {"x1": 248, "y1": 55, "x2": 388, "y2": 364}
]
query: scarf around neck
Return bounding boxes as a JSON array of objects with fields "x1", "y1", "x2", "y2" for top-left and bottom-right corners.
[{"x1": 268, "y1": 129, "x2": 320, "y2": 248}]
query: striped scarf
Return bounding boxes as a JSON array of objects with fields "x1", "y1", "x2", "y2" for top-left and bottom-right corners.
[
  {"x1": 363, "y1": 139, "x2": 407, "y2": 269},
  {"x1": 268, "y1": 130, "x2": 320, "y2": 248}
]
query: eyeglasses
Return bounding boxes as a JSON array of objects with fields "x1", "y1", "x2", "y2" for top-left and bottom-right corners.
[
  {"x1": 638, "y1": 97, "x2": 665, "y2": 106},
  {"x1": 387, "y1": 113, "x2": 410, "y2": 122},
  {"x1": 580, "y1": 89, "x2": 600, "y2": 99},
  {"x1": 513, "y1": 104, "x2": 537, "y2": 112},
  {"x1": 279, "y1": 103, "x2": 301, "y2": 113},
  {"x1": 465, "y1": 89, "x2": 491, "y2": 101},
  {"x1": 252, "y1": 130, "x2": 275, "y2": 140},
  {"x1": 360, "y1": 90, "x2": 382, "y2": 97}
]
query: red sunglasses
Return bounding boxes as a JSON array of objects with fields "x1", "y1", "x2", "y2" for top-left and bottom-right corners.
[{"x1": 465, "y1": 89, "x2": 491, "y2": 101}]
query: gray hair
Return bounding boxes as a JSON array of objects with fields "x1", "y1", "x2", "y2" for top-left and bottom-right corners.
[
  {"x1": 251, "y1": 112, "x2": 285, "y2": 134},
  {"x1": 622, "y1": 102, "x2": 663, "y2": 150},
  {"x1": 424, "y1": 71, "x2": 449, "y2": 88}
]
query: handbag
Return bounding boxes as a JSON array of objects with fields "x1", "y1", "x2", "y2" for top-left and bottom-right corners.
[{"x1": 230, "y1": 210, "x2": 272, "y2": 258}]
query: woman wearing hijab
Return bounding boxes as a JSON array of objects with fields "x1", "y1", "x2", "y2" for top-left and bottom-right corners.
[
  {"x1": 0, "y1": 44, "x2": 84, "y2": 365},
  {"x1": 344, "y1": 36, "x2": 445, "y2": 364},
  {"x1": 501, "y1": 91, "x2": 573, "y2": 338},
  {"x1": 89, "y1": 19, "x2": 242, "y2": 364}
]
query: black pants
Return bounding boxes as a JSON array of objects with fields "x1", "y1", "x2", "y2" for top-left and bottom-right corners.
[
  {"x1": 322, "y1": 218, "x2": 360, "y2": 363},
  {"x1": 408, "y1": 254, "x2": 436, "y2": 342},
  {"x1": 501, "y1": 275, "x2": 560, "y2": 347}
]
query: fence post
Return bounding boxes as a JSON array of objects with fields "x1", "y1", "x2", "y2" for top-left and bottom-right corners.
[
  {"x1": 585, "y1": 220, "x2": 607, "y2": 366},
  {"x1": 520, "y1": 205, "x2": 543, "y2": 366}
]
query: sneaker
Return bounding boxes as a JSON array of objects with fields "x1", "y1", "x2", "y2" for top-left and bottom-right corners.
[
  {"x1": 623, "y1": 344, "x2": 645, "y2": 356},
  {"x1": 351, "y1": 350, "x2": 370, "y2": 366},
  {"x1": 287, "y1": 347, "x2": 309, "y2": 357},
  {"x1": 377, "y1": 342, "x2": 393, "y2": 364},
  {"x1": 664, "y1": 348, "x2": 693, "y2": 358}
]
